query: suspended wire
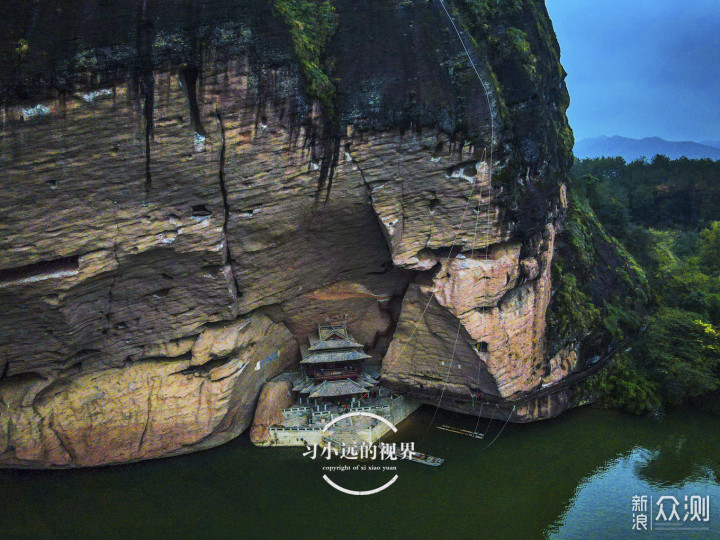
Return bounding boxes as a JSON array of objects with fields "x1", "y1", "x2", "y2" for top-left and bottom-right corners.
[
  {"x1": 391, "y1": 171, "x2": 482, "y2": 367},
  {"x1": 392, "y1": 0, "x2": 498, "y2": 370},
  {"x1": 423, "y1": 0, "x2": 506, "y2": 441},
  {"x1": 438, "y1": 0, "x2": 496, "y2": 165},
  {"x1": 483, "y1": 406, "x2": 516, "y2": 449},
  {"x1": 424, "y1": 297, "x2": 467, "y2": 438},
  {"x1": 484, "y1": 402, "x2": 498, "y2": 434},
  {"x1": 472, "y1": 401, "x2": 484, "y2": 435},
  {"x1": 424, "y1": 148, "x2": 489, "y2": 437}
]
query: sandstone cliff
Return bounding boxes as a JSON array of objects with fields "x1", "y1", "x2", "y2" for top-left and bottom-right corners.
[{"x1": 1, "y1": 0, "x2": 576, "y2": 467}]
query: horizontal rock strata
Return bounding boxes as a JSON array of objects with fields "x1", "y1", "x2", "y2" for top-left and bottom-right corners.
[
  {"x1": 0, "y1": 313, "x2": 296, "y2": 467},
  {"x1": 0, "y1": 0, "x2": 577, "y2": 466}
]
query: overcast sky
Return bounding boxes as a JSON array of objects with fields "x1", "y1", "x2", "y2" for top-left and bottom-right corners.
[{"x1": 545, "y1": 0, "x2": 720, "y2": 143}]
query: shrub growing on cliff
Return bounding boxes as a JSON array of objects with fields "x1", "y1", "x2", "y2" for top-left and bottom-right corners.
[
  {"x1": 465, "y1": 0, "x2": 522, "y2": 19},
  {"x1": 506, "y1": 27, "x2": 537, "y2": 79},
  {"x1": 271, "y1": 0, "x2": 338, "y2": 108},
  {"x1": 584, "y1": 353, "x2": 662, "y2": 415},
  {"x1": 549, "y1": 190, "x2": 649, "y2": 355},
  {"x1": 548, "y1": 270, "x2": 600, "y2": 344}
]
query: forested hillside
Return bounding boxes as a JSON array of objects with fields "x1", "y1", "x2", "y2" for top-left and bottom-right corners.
[{"x1": 570, "y1": 156, "x2": 720, "y2": 414}]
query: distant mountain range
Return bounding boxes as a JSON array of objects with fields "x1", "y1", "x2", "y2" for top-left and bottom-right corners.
[{"x1": 574, "y1": 136, "x2": 720, "y2": 161}]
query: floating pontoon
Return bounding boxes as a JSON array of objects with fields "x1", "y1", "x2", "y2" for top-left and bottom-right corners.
[{"x1": 437, "y1": 425, "x2": 485, "y2": 439}]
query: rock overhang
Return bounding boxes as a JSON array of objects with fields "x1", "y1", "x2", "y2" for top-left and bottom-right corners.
[{"x1": 0, "y1": 0, "x2": 577, "y2": 467}]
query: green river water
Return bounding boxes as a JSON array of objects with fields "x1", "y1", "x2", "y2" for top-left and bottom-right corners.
[{"x1": 0, "y1": 406, "x2": 718, "y2": 539}]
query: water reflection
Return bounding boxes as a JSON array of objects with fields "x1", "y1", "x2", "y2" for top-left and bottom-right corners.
[
  {"x1": 0, "y1": 406, "x2": 717, "y2": 539},
  {"x1": 635, "y1": 436, "x2": 720, "y2": 488},
  {"x1": 548, "y1": 410, "x2": 720, "y2": 539}
]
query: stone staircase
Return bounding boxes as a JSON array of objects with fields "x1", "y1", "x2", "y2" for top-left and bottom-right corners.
[{"x1": 324, "y1": 426, "x2": 364, "y2": 450}]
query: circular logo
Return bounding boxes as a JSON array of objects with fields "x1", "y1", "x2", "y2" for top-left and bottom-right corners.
[{"x1": 318, "y1": 411, "x2": 400, "y2": 496}]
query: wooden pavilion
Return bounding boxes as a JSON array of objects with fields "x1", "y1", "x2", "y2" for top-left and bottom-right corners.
[{"x1": 293, "y1": 323, "x2": 379, "y2": 405}]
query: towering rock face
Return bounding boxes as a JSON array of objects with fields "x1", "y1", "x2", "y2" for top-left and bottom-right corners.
[
  {"x1": 0, "y1": 0, "x2": 573, "y2": 467},
  {"x1": 335, "y1": 0, "x2": 576, "y2": 420},
  {"x1": 382, "y1": 225, "x2": 558, "y2": 401}
]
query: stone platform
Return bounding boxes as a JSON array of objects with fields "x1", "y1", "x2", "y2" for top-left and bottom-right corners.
[{"x1": 257, "y1": 384, "x2": 420, "y2": 448}]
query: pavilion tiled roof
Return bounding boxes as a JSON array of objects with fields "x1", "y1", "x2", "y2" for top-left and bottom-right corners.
[
  {"x1": 293, "y1": 378, "x2": 317, "y2": 393},
  {"x1": 307, "y1": 335, "x2": 364, "y2": 351},
  {"x1": 356, "y1": 372, "x2": 379, "y2": 388},
  {"x1": 308, "y1": 379, "x2": 368, "y2": 399},
  {"x1": 300, "y1": 349, "x2": 371, "y2": 364},
  {"x1": 318, "y1": 324, "x2": 349, "y2": 341}
]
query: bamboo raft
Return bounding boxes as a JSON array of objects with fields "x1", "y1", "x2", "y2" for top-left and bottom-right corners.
[
  {"x1": 437, "y1": 425, "x2": 485, "y2": 439},
  {"x1": 406, "y1": 452, "x2": 444, "y2": 466}
]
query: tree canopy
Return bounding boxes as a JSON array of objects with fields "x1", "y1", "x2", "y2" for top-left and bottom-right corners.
[{"x1": 570, "y1": 156, "x2": 720, "y2": 414}]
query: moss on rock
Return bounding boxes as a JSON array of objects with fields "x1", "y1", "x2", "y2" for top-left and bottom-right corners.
[
  {"x1": 451, "y1": 0, "x2": 574, "y2": 239},
  {"x1": 549, "y1": 190, "x2": 651, "y2": 355},
  {"x1": 271, "y1": 0, "x2": 338, "y2": 109},
  {"x1": 464, "y1": 0, "x2": 523, "y2": 20}
]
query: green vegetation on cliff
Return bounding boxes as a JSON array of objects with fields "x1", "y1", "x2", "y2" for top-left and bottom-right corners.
[
  {"x1": 271, "y1": 0, "x2": 338, "y2": 108},
  {"x1": 452, "y1": 0, "x2": 573, "y2": 239},
  {"x1": 549, "y1": 190, "x2": 649, "y2": 354},
  {"x1": 464, "y1": 0, "x2": 523, "y2": 20},
  {"x1": 568, "y1": 156, "x2": 720, "y2": 415},
  {"x1": 585, "y1": 309, "x2": 720, "y2": 415},
  {"x1": 0, "y1": 1, "x2": 297, "y2": 105}
]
